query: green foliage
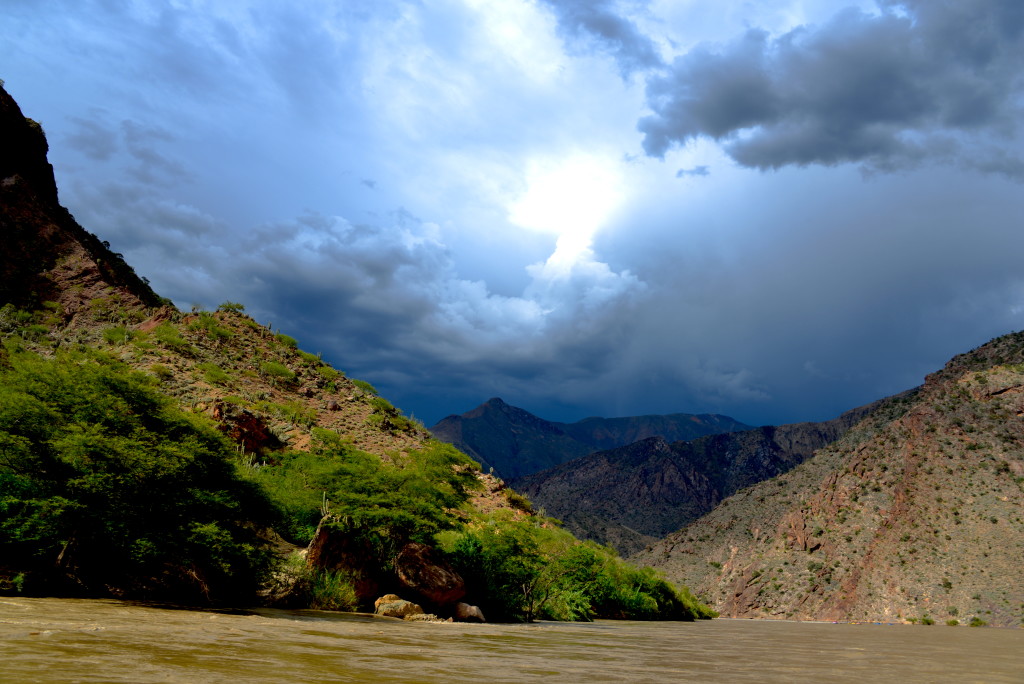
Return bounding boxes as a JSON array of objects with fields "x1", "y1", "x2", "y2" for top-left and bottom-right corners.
[
  {"x1": 189, "y1": 312, "x2": 233, "y2": 342},
  {"x1": 315, "y1": 365, "x2": 341, "y2": 382},
  {"x1": 946, "y1": 619, "x2": 959, "y2": 626},
  {"x1": 351, "y1": 378, "x2": 377, "y2": 395},
  {"x1": 243, "y1": 438, "x2": 479, "y2": 564},
  {"x1": 197, "y1": 362, "x2": 232, "y2": 387},
  {"x1": 101, "y1": 325, "x2": 134, "y2": 345},
  {"x1": 296, "y1": 349, "x2": 319, "y2": 365},
  {"x1": 150, "y1": 364, "x2": 174, "y2": 382},
  {"x1": 217, "y1": 301, "x2": 246, "y2": 313},
  {"x1": 366, "y1": 396, "x2": 420, "y2": 435},
  {"x1": 437, "y1": 513, "x2": 716, "y2": 623},
  {"x1": 308, "y1": 568, "x2": 359, "y2": 611},
  {"x1": 152, "y1": 323, "x2": 191, "y2": 354},
  {"x1": 260, "y1": 361, "x2": 296, "y2": 385},
  {"x1": 275, "y1": 333, "x2": 298, "y2": 348},
  {"x1": 0, "y1": 352, "x2": 279, "y2": 603},
  {"x1": 968, "y1": 616, "x2": 988, "y2": 627},
  {"x1": 0, "y1": 304, "x2": 36, "y2": 336},
  {"x1": 502, "y1": 488, "x2": 534, "y2": 513},
  {"x1": 255, "y1": 399, "x2": 316, "y2": 427}
]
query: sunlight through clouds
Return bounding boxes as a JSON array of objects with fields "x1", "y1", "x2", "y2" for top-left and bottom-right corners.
[{"x1": 508, "y1": 154, "x2": 625, "y2": 273}]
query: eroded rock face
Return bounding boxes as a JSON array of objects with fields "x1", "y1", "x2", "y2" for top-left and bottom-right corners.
[{"x1": 394, "y1": 542, "x2": 466, "y2": 607}]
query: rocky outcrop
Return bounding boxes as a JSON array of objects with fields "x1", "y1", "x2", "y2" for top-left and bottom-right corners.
[
  {"x1": 394, "y1": 543, "x2": 466, "y2": 607},
  {"x1": 212, "y1": 400, "x2": 283, "y2": 455}
]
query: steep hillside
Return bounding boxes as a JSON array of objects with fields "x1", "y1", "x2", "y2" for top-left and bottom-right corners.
[
  {"x1": 0, "y1": 82, "x2": 440, "y2": 467},
  {"x1": 430, "y1": 397, "x2": 749, "y2": 479},
  {"x1": 513, "y1": 402, "x2": 881, "y2": 555},
  {"x1": 633, "y1": 332, "x2": 1024, "y2": 627}
]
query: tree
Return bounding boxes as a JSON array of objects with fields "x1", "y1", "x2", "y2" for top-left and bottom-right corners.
[{"x1": 0, "y1": 351, "x2": 279, "y2": 603}]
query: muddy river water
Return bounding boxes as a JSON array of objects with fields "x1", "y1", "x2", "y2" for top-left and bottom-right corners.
[{"x1": 1, "y1": 597, "x2": 1021, "y2": 682}]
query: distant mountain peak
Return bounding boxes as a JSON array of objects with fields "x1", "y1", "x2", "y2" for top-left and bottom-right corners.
[{"x1": 430, "y1": 399, "x2": 750, "y2": 480}]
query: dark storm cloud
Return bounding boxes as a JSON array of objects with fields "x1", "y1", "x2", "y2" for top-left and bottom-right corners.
[
  {"x1": 539, "y1": 0, "x2": 663, "y2": 75},
  {"x1": 121, "y1": 120, "x2": 190, "y2": 185},
  {"x1": 65, "y1": 114, "x2": 119, "y2": 161},
  {"x1": 639, "y1": 1, "x2": 1024, "y2": 175}
]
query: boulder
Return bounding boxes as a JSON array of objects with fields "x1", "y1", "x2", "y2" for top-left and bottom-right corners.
[
  {"x1": 375, "y1": 598, "x2": 424, "y2": 619},
  {"x1": 394, "y1": 542, "x2": 466, "y2": 606},
  {"x1": 453, "y1": 602, "x2": 486, "y2": 623},
  {"x1": 374, "y1": 594, "x2": 403, "y2": 610}
]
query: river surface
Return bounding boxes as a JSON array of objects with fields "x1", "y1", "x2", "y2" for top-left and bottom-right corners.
[{"x1": 1, "y1": 597, "x2": 1021, "y2": 683}]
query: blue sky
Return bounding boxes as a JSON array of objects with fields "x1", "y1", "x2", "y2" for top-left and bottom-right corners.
[{"x1": 3, "y1": 0, "x2": 1023, "y2": 427}]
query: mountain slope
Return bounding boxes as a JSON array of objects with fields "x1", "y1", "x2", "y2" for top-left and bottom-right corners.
[
  {"x1": 632, "y1": 332, "x2": 1024, "y2": 626},
  {"x1": 430, "y1": 397, "x2": 749, "y2": 479},
  {"x1": 512, "y1": 402, "x2": 882, "y2": 555}
]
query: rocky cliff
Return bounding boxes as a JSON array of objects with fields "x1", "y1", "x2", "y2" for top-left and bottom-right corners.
[
  {"x1": 0, "y1": 84, "x2": 161, "y2": 316},
  {"x1": 632, "y1": 331, "x2": 1024, "y2": 626}
]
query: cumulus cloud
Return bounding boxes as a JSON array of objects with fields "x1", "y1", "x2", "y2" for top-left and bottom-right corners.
[
  {"x1": 539, "y1": 0, "x2": 663, "y2": 75},
  {"x1": 639, "y1": 1, "x2": 1024, "y2": 176}
]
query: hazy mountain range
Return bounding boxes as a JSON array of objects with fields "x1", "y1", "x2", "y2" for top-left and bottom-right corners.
[{"x1": 430, "y1": 397, "x2": 749, "y2": 479}]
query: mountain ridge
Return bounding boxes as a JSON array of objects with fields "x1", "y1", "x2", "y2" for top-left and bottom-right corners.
[
  {"x1": 430, "y1": 396, "x2": 750, "y2": 479},
  {"x1": 512, "y1": 398, "x2": 889, "y2": 555}
]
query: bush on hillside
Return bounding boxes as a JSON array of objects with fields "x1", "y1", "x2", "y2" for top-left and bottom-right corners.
[{"x1": 0, "y1": 351, "x2": 279, "y2": 603}]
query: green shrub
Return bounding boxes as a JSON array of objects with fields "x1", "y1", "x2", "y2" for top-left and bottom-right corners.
[
  {"x1": 438, "y1": 513, "x2": 715, "y2": 623},
  {"x1": 316, "y1": 365, "x2": 342, "y2": 382},
  {"x1": 153, "y1": 323, "x2": 192, "y2": 354},
  {"x1": 101, "y1": 325, "x2": 134, "y2": 345},
  {"x1": 260, "y1": 361, "x2": 296, "y2": 384},
  {"x1": 256, "y1": 400, "x2": 316, "y2": 427},
  {"x1": 275, "y1": 333, "x2": 298, "y2": 348},
  {"x1": 351, "y1": 379, "x2": 377, "y2": 395},
  {"x1": 502, "y1": 488, "x2": 534, "y2": 513},
  {"x1": 197, "y1": 362, "x2": 232, "y2": 387},
  {"x1": 189, "y1": 312, "x2": 233, "y2": 342},
  {"x1": 150, "y1": 363, "x2": 173, "y2": 381},
  {"x1": 217, "y1": 301, "x2": 246, "y2": 313},
  {"x1": 968, "y1": 617, "x2": 988, "y2": 627},
  {"x1": 296, "y1": 349, "x2": 319, "y2": 365},
  {"x1": 0, "y1": 352, "x2": 279, "y2": 602},
  {"x1": 308, "y1": 568, "x2": 359, "y2": 611},
  {"x1": 946, "y1": 619, "x2": 959, "y2": 626}
]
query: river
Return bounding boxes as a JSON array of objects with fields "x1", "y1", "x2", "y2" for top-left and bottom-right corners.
[{"x1": 1, "y1": 597, "x2": 1021, "y2": 682}]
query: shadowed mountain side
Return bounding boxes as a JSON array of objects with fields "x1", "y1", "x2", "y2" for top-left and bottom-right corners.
[
  {"x1": 631, "y1": 330, "x2": 1024, "y2": 626},
  {"x1": 511, "y1": 400, "x2": 889, "y2": 555},
  {"x1": 430, "y1": 397, "x2": 750, "y2": 479}
]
